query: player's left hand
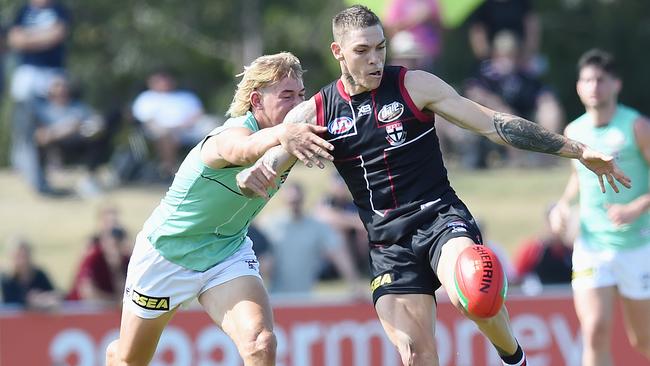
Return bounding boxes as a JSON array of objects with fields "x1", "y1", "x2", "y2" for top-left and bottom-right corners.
[
  {"x1": 579, "y1": 147, "x2": 632, "y2": 193},
  {"x1": 606, "y1": 203, "x2": 643, "y2": 226},
  {"x1": 236, "y1": 159, "x2": 277, "y2": 198}
]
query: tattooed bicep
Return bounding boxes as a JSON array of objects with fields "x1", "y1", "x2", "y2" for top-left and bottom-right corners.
[{"x1": 283, "y1": 99, "x2": 317, "y2": 125}]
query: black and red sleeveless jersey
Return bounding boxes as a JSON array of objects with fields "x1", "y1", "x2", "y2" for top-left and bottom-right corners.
[{"x1": 315, "y1": 66, "x2": 457, "y2": 244}]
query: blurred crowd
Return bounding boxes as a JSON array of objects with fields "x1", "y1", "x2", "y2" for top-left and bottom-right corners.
[{"x1": 1, "y1": 0, "x2": 578, "y2": 310}]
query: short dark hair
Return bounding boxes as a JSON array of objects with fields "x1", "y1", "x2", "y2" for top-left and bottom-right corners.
[
  {"x1": 577, "y1": 48, "x2": 619, "y2": 78},
  {"x1": 332, "y1": 5, "x2": 381, "y2": 42}
]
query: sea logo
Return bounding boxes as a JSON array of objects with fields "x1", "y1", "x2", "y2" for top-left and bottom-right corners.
[
  {"x1": 131, "y1": 290, "x2": 170, "y2": 311},
  {"x1": 328, "y1": 116, "x2": 355, "y2": 135},
  {"x1": 378, "y1": 101, "x2": 404, "y2": 123},
  {"x1": 370, "y1": 272, "x2": 393, "y2": 292}
]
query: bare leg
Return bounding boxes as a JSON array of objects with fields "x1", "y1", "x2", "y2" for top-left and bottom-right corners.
[
  {"x1": 106, "y1": 306, "x2": 177, "y2": 366},
  {"x1": 620, "y1": 296, "x2": 650, "y2": 360},
  {"x1": 573, "y1": 286, "x2": 616, "y2": 366},
  {"x1": 436, "y1": 237, "x2": 518, "y2": 355},
  {"x1": 375, "y1": 294, "x2": 438, "y2": 366},
  {"x1": 199, "y1": 275, "x2": 276, "y2": 366}
]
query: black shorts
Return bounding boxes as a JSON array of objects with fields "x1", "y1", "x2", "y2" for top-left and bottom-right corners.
[{"x1": 369, "y1": 199, "x2": 483, "y2": 305}]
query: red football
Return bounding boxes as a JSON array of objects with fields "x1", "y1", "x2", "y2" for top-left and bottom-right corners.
[{"x1": 454, "y1": 245, "x2": 507, "y2": 318}]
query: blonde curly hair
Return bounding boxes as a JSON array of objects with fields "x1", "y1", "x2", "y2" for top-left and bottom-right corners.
[{"x1": 226, "y1": 52, "x2": 304, "y2": 117}]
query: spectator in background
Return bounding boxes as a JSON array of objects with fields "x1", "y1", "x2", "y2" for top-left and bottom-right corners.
[
  {"x1": 29, "y1": 75, "x2": 107, "y2": 196},
  {"x1": 96, "y1": 204, "x2": 122, "y2": 235},
  {"x1": 468, "y1": 0, "x2": 541, "y2": 74},
  {"x1": 383, "y1": 0, "x2": 442, "y2": 72},
  {"x1": 261, "y1": 183, "x2": 362, "y2": 296},
  {"x1": 8, "y1": 0, "x2": 71, "y2": 196},
  {"x1": 132, "y1": 69, "x2": 217, "y2": 180},
  {"x1": 441, "y1": 31, "x2": 564, "y2": 168},
  {"x1": 315, "y1": 172, "x2": 369, "y2": 277},
  {"x1": 1, "y1": 237, "x2": 60, "y2": 310},
  {"x1": 512, "y1": 204, "x2": 573, "y2": 295},
  {"x1": 67, "y1": 227, "x2": 130, "y2": 304},
  {"x1": 8, "y1": 0, "x2": 70, "y2": 102},
  {"x1": 0, "y1": 25, "x2": 6, "y2": 97}
]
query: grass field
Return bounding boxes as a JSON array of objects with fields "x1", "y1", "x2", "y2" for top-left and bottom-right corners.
[{"x1": 0, "y1": 162, "x2": 571, "y2": 291}]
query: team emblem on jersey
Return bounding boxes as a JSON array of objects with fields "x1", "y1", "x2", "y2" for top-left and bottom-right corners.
[
  {"x1": 328, "y1": 116, "x2": 355, "y2": 135},
  {"x1": 385, "y1": 122, "x2": 407, "y2": 146},
  {"x1": 358, "y1": 104, "x2": 372, "y2": 117},
  {"x1": 378, "y1": 101, "x2": 404, "y2": 123}
]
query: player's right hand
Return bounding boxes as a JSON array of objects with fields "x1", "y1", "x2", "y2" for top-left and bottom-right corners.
[
  {"x1": 236, "y1": 159, "x2": 277, "y2": 198},
  {"x1": 549, "y1": 201, "x2": 570, "y2": 235},
  {"x1": 279, "y1": 124, "x2": 334, "y2": 168},
  {"x1": 578, "y1": 147, "x2": 632, "y2": 193}
]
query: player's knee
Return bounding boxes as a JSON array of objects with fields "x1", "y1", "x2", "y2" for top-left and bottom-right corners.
[
  {"x1": 581, "y1": 318, "x2": 612, "y2": 348},
  {"x1": 105, "y1": 340, "x2": 119, "y2": 366},
  {"x1": 394, "y1": 335, "x2": 437, "y2": 365},
  {"x1": 399, "y1": 349, "x2": 438, "y2": 366},
  {"x1": 240, "y1": 328, "x2": 277, "y2": 361},
  {"x1": 105, "y1": 339, "x2": 150, "y2": 366}
]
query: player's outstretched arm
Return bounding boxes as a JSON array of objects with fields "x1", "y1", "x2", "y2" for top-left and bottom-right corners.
[
  {"x1": 405, "y1": 70, "x2": 631, "y2": 193},
  {"x1": 236, "y1": 98, "x2": 326, "y2": 198},
  {"x1": 202, "y1": 100, "x2": 332, "y2": 170}
]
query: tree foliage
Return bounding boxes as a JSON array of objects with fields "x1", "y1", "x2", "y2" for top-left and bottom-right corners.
[{"x1": 1, "y1": 0, "x2": 649, "y2": 165}]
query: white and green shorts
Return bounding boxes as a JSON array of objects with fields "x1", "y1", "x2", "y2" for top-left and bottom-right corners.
[
  {"x1": 123, "y1": 232, "x2": 261, "y2": 319},
  {"x1": 572, "y1": 238, "x2": 650, "y2": 299}
]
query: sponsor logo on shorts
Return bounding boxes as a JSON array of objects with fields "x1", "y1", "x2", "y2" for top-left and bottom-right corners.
[
  {"x1": 447, "y1": 220, "x2": 468, "y2": 233},
  {"x1": 642, "y1": 273, "x2": 650, "y2": 291},
  {"x1": 245, "y1": 259, "x2": 259, "y2": 270},
  {"x1": 370, "y1": 273, "x2": 393, "y2": 292},
  {"x1": 572, "y1": 268, "x2": 594, "y2": 280},
  {"x1": 378, "y1": 102, "x2": 404, "y2": 123},
  {"x1": 131, "y1": 290, "x2": 170, "y2": 311}
]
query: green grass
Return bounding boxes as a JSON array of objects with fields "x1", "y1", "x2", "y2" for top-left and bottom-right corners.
[{"x1": 0, "y1": 162, "x2": 572, "y2": 291}]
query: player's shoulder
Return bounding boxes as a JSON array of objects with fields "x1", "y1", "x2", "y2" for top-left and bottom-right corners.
[
  {"x1": 566, "y1": 112, "x2": 590, "y2": 133},
  {"x1": 633, "y1": 113, "x2": 650, "y2": 140},
  {"x1": 223, "y1": 111, "x2": 259, "y2": 131},
  {"x1": 403, "y1": 68, "x2": 446, "y2": 90}
]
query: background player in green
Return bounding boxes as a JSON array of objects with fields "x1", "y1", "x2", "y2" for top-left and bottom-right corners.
[
  {"x1": 105, "y1": 52, "x2": 334, "y2": 366},
  {"x1": 238, "y1": 6, "x2": 631, "y2": 366},
  {"x1": 550, "y1": 49, "x2": 650, "y2": 366}
]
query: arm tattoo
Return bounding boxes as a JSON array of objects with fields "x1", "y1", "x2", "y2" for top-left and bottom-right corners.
[
  {"x1": 262, "y1": 145, "x2": 296, "y2": 173},
  {"x1": 493, "y1": 112, "x2": 569, "y2": 155},
  {"x1": 262, "y1": 150, "x2": 281, "y2": 172}
]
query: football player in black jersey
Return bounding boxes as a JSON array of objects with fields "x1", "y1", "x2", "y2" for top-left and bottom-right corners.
[{"x1": 237, "y1": 6, "x2": 631, "y2": 366}]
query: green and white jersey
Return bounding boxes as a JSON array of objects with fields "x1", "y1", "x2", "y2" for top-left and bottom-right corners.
[
  {"x1": 141, "y1": 112, "x2": 287, "y2": 271},
  {"x1": 567, "y1": 104, "x2": 650, "y2": 251}
]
